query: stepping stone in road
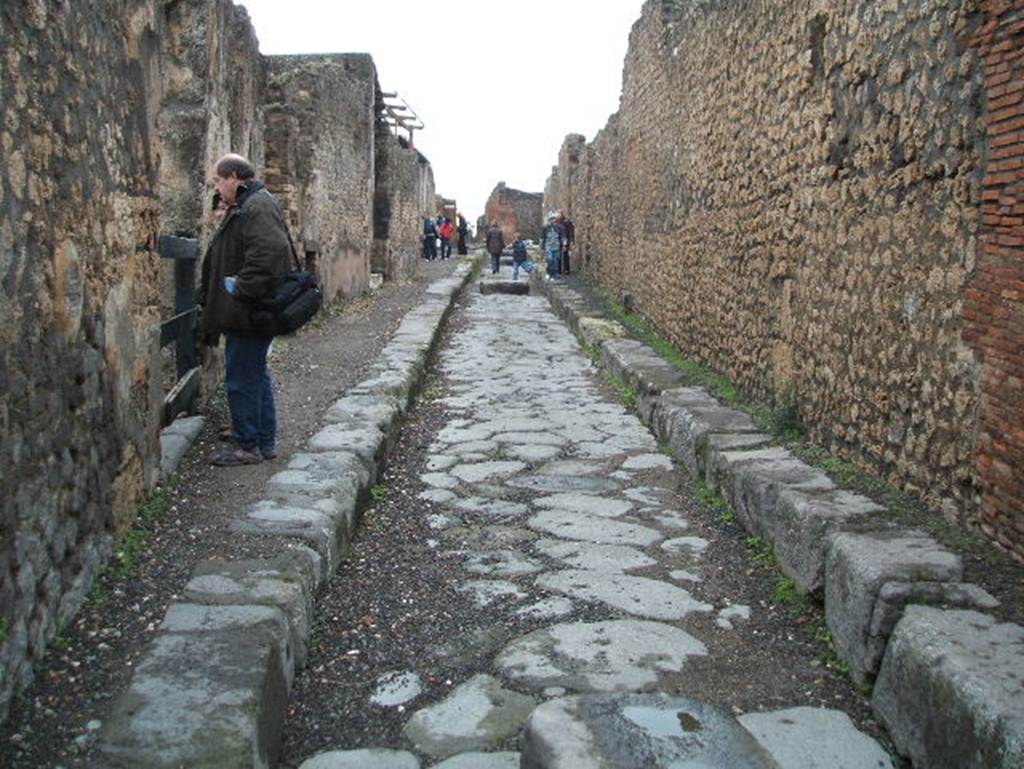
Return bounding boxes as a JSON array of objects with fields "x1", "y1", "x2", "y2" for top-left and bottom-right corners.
[
  {"x1": 506, "y1": 473, "x2": 621, "y2": 494},
  {"x1": 537, "y1": 570, "x2": 713, "y2": 620},
  {"x1": 521, "y1": 694, "x2": 780, "y2": 768},
  {"x1": 495, "y1": 620, "x2": 707, "y2": 693},
  {"x1": 738, "y1": 707, "x2": 894, "y2": 768},
  {"x1": 621, "y1": 453, "x2": 674, "y2": 470},
  {"x1": 402, "y1": 674, "x2": 536, "y2": 759}
]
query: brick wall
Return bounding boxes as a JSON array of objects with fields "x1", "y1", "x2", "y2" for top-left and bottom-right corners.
[
  {"x1": 963, "y1": 0, "x2": 1024, "y2": 558},
  {"x1": 551, "y1": 0, "x2": 1018, "y2": 552},
  {"x1": 484, "y1": 182, "x2": 543, "y2": 243},
  {"x1": 0, "y1": 0, "x2": 163, "y2": 722}
]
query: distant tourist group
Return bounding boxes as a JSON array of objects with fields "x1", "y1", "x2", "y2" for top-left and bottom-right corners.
[
  {"x1": 484, "y1": 210, "x2": 575, "y2": 281},
  {"x1": 422, "y1": 213, "x2": 468, "y2": 260}
]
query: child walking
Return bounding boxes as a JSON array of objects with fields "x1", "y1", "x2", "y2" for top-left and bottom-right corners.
[{"x1": 511, "y1": 232, "x2": 534, "y2": 281}]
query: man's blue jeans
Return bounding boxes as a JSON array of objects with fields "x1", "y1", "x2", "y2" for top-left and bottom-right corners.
[
  {"x1": 546, "y1": 249, "x2": 560, "y2": 277},
  {"x1": 512, "y1": 261, "x2": 534, "y2": 280},
  {"x1": 224, "y1": 333, "x2": 276, "y2": 454}
]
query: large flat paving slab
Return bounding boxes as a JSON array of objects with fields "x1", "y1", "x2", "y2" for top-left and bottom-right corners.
[
  {"x1": 495, "y1": 620, "x2": 707, "y2": 693},
  {"x1": 738, "y1": 707, "x2": 894, "y2": 768}
]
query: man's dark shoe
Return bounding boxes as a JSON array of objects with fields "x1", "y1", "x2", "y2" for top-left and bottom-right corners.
[
  {"x1": 208, "y1": 446, "x2": 262, "y2": 466},
  {"x1": 260, "y1": 447, "x2": 277, "y2": 460}
]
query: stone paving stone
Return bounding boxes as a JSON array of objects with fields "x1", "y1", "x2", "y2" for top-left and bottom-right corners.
[
  {"x1": 505, "y1": 443, "x2": 564, "y2": 462},
  {"x1": 738, "y1": 707, "x2": 894, "y2": 769},
  {"x1": 872, "y1": 607, "x2": 1024, "y2": 769},
  {"x1": 419, "y1": 489, "x2": 457, "y2": 504},
  {"x1": 520, "y1": 694, "x2": 780, "y2": 769},
  {"x1": 621, "y1": 453, "x2": 673, "y2": 470},
  {"x1": 463, "y1": 550, "x2": 543, "y2": 577},
  {"x1": 537, "y1": 570, "x2": 713, "y2": 620},
  {"x1": 528, "y1": 510, "x2": 662, "y2": 547},
  {"x1": 370, "y1": 671, "x2": 424, "y2": 708},
  {"x1": 429, "y1": 751, "x2": 520, "y2": 769},
  {"x1": 421, "y1": 472, "x2": 460, "y2": 489},
  {"x1": 403, "y1": 674, "x2": 536, "y2": 759},
  {"x1": 532, "y1": 539, "x2": 657, "y2": 572},
  {"x1": 453, "y1": 497, "x2": 529, "y2": 518},
  {"x1": 661, "y1": 536, "x2": 709, "y2": 556},
  {"x1": 535, "y1": 492, "x2": 633, "y2": 518},
  {"x1": 298, "y1": 749, "x2": 421, "y2": 769},
  {"x1": 495, "y1": 620, "x2": 707, "y2": 693},
  {"x1": 507, "y1": 473, "x2": 621, "y2": 494},
  {"x1": 324, "y1": 393, "x2": 403, "y2": 435},
  {"x1": 458, "y1": 579, "x2": 528, "y2": 607},
  {"x1": 307, "y1": 423, "x2": 386, "y2": 466},
  {"x1": 716, "y1": 604, "x2": 751, "y2": 630},
  {"x1": 514, "y1": 597, "x2": 576, "y2": 621},
  {"x1": 450, "y1": 460, "x2": 526, "y2": 483}
]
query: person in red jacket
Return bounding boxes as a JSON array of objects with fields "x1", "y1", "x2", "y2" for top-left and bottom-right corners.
[{"x1": 439, "y1": 217, "x2": 455, "y2": 260}]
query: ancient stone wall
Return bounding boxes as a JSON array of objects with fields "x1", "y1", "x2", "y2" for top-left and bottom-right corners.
[
  {"x1": 0, "y1": 0, "x2": 164, "y2": 721},
  {"x1": 551, "y1": 0, "x2": 1019, "y2": 551},
  {"x1": 543, "y1": 134, "x2": 586, "y2": 229},
  {"x1": 264, "y1": 54, "x2": 379, "y2": 301},
  {"x1": 373, "y1": 132, "x2": 437, "y2": 279},
  {"x1": 963, "y1": 2, "x2": 1024, "y2": 557},
  {"x1": 484, "y1": 182, "x2": 543, "y2": 243}
]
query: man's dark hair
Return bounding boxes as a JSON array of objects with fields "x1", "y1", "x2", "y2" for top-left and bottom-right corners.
[{"x1": 216, "y1": 155, "x2": 256, "y2": 180}]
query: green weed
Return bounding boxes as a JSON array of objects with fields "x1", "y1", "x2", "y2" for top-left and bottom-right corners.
[
  {"x1": 0, "y1": 618, "x2": 8, "y2": 644},
  {"x1": 370, "y1": 484, "x2": 386, "y2": 501},
  {"x1": 696, "y1": 479, "x2": 735, "y2": 523},
  {"x1": 774, "y1": 577, "x2": 802, "y2": 605},
  {"x1": 609, "y1": 377, "x2": 637, "y2": 410},
  {"x1": 745, "y1": 535, "x2": 776, "y2": 567}
]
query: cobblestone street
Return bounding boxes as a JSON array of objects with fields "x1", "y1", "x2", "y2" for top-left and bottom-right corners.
[{"x1": 277, "y1": 267, "x2": 892, "y2": 768}]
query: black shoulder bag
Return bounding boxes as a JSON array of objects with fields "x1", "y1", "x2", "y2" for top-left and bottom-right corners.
[{"x1": 251, "y1": 230, "x2": 323, "y2": 336}]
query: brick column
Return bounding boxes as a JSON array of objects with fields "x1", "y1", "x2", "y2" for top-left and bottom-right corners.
[{"x1": 964, "y1": 0, "x2": 1024, "y2": 561}]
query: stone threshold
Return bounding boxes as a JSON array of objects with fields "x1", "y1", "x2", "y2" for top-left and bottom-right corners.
[
  {"x1": 531, "y1": 272, "x2": 1023, "y2": 769},
  {"x1": 97, "y1": 256, "x2": 483, "y2": 769}
]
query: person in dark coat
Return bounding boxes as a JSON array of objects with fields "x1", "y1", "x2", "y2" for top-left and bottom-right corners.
[
  {"x1": 540, "y1": 211, "x2": 566, "y2": 281},
  {"x1": 485, "y1": 221, "x2": 505, "y2": 275},
  {"x1": 199, "y1": 153, "x2": 291, "y2": 466},
  {"x1": 422, "y1": 216, "x2": 438, "y2": 260},
  {"x1": 456, "y1": 213, "x2": 469, "y2": 255}
]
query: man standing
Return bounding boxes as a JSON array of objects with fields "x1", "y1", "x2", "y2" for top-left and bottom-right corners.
[
  {"x1": 199, "y1": 153, "x2": 291, "y2": 466},
  {"x1": 540, "y1": 212, "x2": 566, "y2": 281},
  {"x1": 485, "y1": 221, "x2": 505, "y2": 275},
  {"x1": 422, "y1": 216, "x2": 438, "y2": 260},
  {"x1": 559, "y1": 213, "x2": 575, "y2": 274},
  {"x1": 456, "y1": 213, "x2": 469, "y2": 255}
]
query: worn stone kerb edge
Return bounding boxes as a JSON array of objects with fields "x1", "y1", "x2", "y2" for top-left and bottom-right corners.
[
  {"x1": 98, "y1": 257, "x2": 482, "y2": 769},
  {"x1": 532, "y1": 274, "x2": 1020, "y2": 769}
]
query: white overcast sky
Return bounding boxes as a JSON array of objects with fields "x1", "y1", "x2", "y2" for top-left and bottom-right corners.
[{"x1": 237, "y1": 0, "x2": 647, "y2": 223}]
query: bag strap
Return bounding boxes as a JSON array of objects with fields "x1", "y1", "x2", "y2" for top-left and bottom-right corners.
[{"x1": 283, "y1": 222, "x2": 302, "y2": 272}]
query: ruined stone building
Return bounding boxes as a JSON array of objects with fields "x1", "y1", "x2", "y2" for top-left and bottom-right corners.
[
  {"x1": 481, "y1": 182, "x2": 544, "y2": 243},
  {"x1": 546, "y1": 0, "x2": 1024, "y2": 561},
  {"x1": 0, "y1": 0, "x2": 441, "y2": 722}
]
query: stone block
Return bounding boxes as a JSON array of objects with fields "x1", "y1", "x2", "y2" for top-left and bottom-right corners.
[
  {"x1": 324, "y1": 394, "x2": 403, "y2": 435},
  {"x1": 601, "y1": 338, "x2": 687, "y2": 398},
  {"x1": 230, "y1": 502, "x2": 343, "y2": 573},
  {"x1": 307, "y1": 423, "x2": 386, "y2": 469},
  {"x1": 480, "y1": 280, "x2": 530, "y2": 295},
  {"x1": 521, "y1": 693, "x2": 781, "y2": 769},
  {"x1": 872, "y1": 607, "x2": 1024, "y2": 769},
  {"x1": 824, "y1": 530, "x2": 1003, "y2": 686},
  {"x1": 655, "y1": 398, "x2": 763, "y2": 476},
  {"x1": 184, "y1": 552, "x2": 320, "y2": 667},
  {"x1": 577, "y1": 317, "x2": 627, "y2": 350},
  {"x1": 159, "y1": 416, "x2": 205, "y2": 481},
  {"x1": 98, "y1": 604, "x2": 291, "y2": 769},
  {"x1": 738, "y1": 707, "x2": 894, "y2": 768}
]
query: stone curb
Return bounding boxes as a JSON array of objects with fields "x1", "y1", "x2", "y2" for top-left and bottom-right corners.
[
  {"x1": 98, "y1": 256, "x2": 482, "y2": 769},
  {"x1": 159, "y1": 415, "x2": 206, "y2": 481},
  {"x1": 532, "y1": 275, "x2": 1018, "y2": 769}
]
